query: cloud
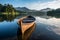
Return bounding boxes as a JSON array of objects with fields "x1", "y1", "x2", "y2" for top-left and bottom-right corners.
[{"x1": 25, "y1": 0, "x2": 60, "y2": 10}]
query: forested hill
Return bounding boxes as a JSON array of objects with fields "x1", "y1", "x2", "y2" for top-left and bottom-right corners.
[
  {"x1": 47, "y1": 8, "x2": 60, "y2": 18},
  {"x1": 0, "y1": 4, "x2": 27, "y2": 15},
  {"x1": 0, "y1": 4, "x2": 15, "y2": 13}
]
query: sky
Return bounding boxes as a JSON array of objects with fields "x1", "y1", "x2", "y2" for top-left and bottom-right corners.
[{"x1": 0, "y1": 0, "x2": 60, "y2": 10}]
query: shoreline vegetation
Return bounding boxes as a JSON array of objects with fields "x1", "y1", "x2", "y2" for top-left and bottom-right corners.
[
  {"x1": 47, "y1": 9, "x2": 60, "y2": 18},
  {"x1": 0, "y1": 4, "x2": 60, "y2": 18},
  {"x1": 0, "y1": 4, "x2": 27, "y2": 22},
  {"x1": 0, "y1": 4, "x2": 23, "y2": 16}
]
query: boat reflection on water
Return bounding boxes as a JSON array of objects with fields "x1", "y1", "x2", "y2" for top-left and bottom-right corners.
[{"x1": 17, "y1": 23, "x2": 35, "y2": 40}]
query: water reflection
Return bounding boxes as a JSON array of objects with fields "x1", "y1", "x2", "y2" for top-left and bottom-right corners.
[
  {"x1": 0, "y1": 20, "x2": 18, "y2": 40},
  {"x1": 0, "y1": 15, "x2": 19, "y2": 40},
  {"x1": 29, "y1": 17, "x2": 60, "y2": 40},
  {"x1": 0, "y1": 16, "x2": 60, "y2": 40},
  {"x1": 17, "y1": 23, "x2": 35, "y2": 40},
  {"x1": 0, "y1": 15, "x2": 17, "y2": 22}
]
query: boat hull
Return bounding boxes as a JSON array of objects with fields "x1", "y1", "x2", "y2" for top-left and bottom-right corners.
[{"x1": 18, "y1": 16, "x2": 35, "y2": 34}]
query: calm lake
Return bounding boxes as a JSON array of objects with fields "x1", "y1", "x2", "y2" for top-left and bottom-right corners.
[{"x1": 0, "y1": 15, "x2": 60, "y2": 40}]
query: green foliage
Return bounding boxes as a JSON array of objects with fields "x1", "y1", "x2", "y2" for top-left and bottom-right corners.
[
  {"x1": 47, "y1": 9, "x2": 60, "y2": 18},
  {"x1": 0, "y1": 4, "x2": 3, "y2": 12},
  {"x1": 0, "y1": 4, "x2": 16, "y2": 15}
]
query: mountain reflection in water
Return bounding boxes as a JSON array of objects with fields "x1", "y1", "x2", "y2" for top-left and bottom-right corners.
[{"x1": 0, "y1": 16, "x2": 60, "y2": 40}]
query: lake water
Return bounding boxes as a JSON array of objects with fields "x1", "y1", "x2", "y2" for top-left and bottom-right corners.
[{"x1": 0, "y1": 16, "x2": 60, "y2": 40}]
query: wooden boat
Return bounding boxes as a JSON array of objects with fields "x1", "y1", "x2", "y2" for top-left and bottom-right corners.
[
  {"x1": 18, "y1": 16, "x2": 35, "y2": 34},
  {"x1": 17, "y1": 22, "x2": 35, "y2": 40}
]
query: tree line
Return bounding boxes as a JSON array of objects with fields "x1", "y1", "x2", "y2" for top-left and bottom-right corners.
[
  {"x1": 47, "y1": 8, "x2": 60, "y2": 18},
  {"x1": 0, "y1": 4, "x2": 15, "y2": 13},
  {"x1": 0, "y1": 4, "x2": 26, "y2": 15}
]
